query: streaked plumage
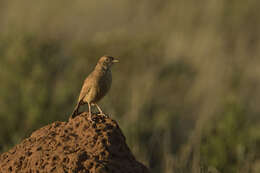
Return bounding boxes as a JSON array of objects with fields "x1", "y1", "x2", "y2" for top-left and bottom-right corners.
[{"x1": 71, "y1": 56, "x2": 118, "y2": 120}]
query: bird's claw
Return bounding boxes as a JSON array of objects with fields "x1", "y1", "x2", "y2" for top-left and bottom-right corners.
[
  {"x1": 88, "y1": 117, "x2": 94, "y2": 123},
  {"x1": 97, "y1": 111, "x2": 109, "y2": 118},
  {"x1": 87, "y1": 113, "x2": 94, "y2": 123}
]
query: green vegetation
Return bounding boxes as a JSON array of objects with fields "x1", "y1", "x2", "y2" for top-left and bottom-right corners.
[{"x1": 0, "y1": 0, "x2": 260, "y2": 172}]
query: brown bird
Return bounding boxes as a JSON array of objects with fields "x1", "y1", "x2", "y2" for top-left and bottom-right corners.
[{"x1": 71, "y1": 56, "x2": 119, "y2": 120}]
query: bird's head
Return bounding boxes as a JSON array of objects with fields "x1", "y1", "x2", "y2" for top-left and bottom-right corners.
[{"x1": 97, "y1": 56, "x2": 119, "y2": 70}]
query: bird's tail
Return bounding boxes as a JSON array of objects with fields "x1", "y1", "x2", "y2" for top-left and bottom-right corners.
[{"x1": 70, "y1": 102, "x2": 80, "y2": 118}]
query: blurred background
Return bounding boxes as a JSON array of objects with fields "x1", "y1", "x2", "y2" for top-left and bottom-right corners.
[{"x1": 0, "y1": 0, "x2": 260, "y2": 172}]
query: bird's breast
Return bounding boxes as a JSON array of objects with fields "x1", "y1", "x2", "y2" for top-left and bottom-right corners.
[{"x1": 93, "y1": 70, "x2": 112, "y2": 103}]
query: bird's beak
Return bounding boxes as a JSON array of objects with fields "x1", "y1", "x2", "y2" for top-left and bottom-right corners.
[{"x1": 112, "y1": 59, "x2": 119, "y2": 63}]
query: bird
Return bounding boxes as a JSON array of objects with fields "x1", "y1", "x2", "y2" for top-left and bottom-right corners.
[{"x1": 70, "y1": 55, "x2": 119, "y2": 121}]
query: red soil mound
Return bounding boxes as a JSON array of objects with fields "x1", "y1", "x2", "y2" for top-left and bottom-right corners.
[{"x1": 0, "y1": 113, "x2": 150, "y2": 173}]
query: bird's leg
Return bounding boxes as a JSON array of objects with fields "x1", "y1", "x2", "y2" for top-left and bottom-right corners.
[
  {"x1": 95, "y1": 104, "x2": 109, "y2": 117},
  {"x1": 87, "y1": 102, "x2": 93, "y2": 122},
  {"x1": 95, "y1": 104, "x2": 104, "y2": 115}
]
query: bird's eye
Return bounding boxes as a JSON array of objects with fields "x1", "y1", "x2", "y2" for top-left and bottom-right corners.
[{"x1": 105, "y1": 58, "x2": 110, "y2": 62}]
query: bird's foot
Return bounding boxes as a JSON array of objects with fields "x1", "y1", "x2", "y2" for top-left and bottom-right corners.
[
  {"x1": 88, "y1": 113, "x2": 94, "y2": 123},
  {"x1": 98, "y1": 112, "x2": 109, "y2": 118},
  {"x1": 104, "y1": 114, "x2": 110, "y2": 118},
  {"x1": 88, "y1": 118, "x2": 94, "y2": 123}
]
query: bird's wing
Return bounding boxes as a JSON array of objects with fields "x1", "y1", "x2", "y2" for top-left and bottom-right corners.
[{"x1": 78, "y1": 77, "x2": 92, "y2": 103}]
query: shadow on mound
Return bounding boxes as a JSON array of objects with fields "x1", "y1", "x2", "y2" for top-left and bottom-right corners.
[{"x1": 0, "y1": 112, "x2": 150, "y2": 173}]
